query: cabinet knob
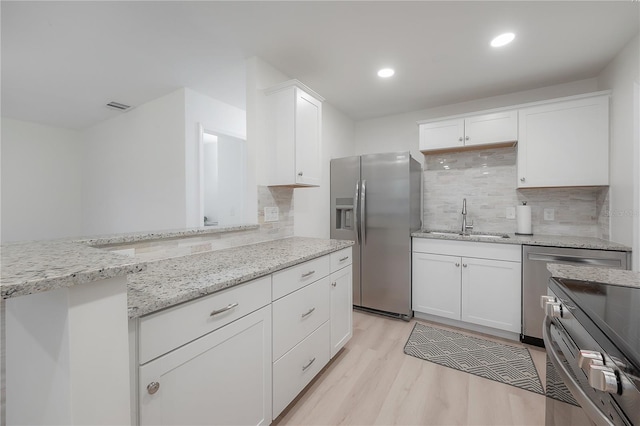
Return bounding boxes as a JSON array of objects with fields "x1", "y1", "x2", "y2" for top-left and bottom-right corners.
[
  {"x1": 147, "y1": 381, "x2": 160, "y2": 395},
  {"x1": 455, "y1": 262, "x2": 460, "y2": 267},
  {"x1": 331, "y1": 282, "x2": 337, "y2": 287},
  {"x1": 520, "y1": 177, "x2": 526, "y2": 182},
  {"x1": 465, "y1": 136, "x2": 469, "y2": 141},
  {"x1": 298, "y1": 171, "x2": 303, "y2": 177},
  {"x1": 458, "y1": 137, "x2": 463, "y2": 142},
  {"x1": 463, "y1": 263, "x2": 468, "y2": 268}
]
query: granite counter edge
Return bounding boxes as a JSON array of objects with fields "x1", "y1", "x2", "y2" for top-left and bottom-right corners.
[
  {"x1": 411, "y1": 232, "x2": 631, "y2": 252},
  {"x1": 128, "y1": 241, "x2": 354, "y2": 319}
]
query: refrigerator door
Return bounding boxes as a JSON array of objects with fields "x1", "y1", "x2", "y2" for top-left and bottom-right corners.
[
  {"x1": 330, "y1": 156, "x2": 362, "y2": 306},
  {"x1": 360, "y1": 152, "x2": 413, "y2": 317}
]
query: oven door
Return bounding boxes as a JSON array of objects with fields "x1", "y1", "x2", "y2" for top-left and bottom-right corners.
[{"x1": 543, "y1": 316, "x2": 617, "y2": 426}]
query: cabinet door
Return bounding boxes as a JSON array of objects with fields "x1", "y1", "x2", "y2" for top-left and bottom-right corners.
[
  {"x1": 517, "y1": 95, "x2": 609, "y2": 188},
  {"x1": 294, "y1": 88, "x2": 322, "y2": 186},
  {"x1": 461, "y1": 257, "x2": 521, "y2": 333},
  {"x1": 412, "y1": 252, "x2": 461, "y2": 320},
  {"x1": 464, "y1": 110, "x2": 517, "y2": 147},
  {"x1": 419, "y1": 119, "x2": 464, "y2": 151},
  {"x1": 139, "y1": 306, "x2": 272, "y2": 426},
  {"x1": 330, "y1": 265, "x2": 353, "y2": 358}
]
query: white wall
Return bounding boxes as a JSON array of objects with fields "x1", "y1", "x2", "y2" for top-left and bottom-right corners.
[
  {"x1": 1, "y1": 118, "x2": 83, "y2": 242},
  {"x1": 82, "y1": 89, "x2": 186, "y2": 235},
  {"x1": 354, "y1": 78, "x2": 599, "y2": 163},
  {"x1": 597, "y1": 34, "x2": 640, "y2": 256},
  {"x1": 294, "y1": 102, "x2": 355, "y2": 239},
  {"x1": 184, "y1": 87, "x2": 247, "y2": 227}
]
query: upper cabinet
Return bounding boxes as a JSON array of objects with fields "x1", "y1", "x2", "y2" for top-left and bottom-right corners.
[
  {"x1": 517, "y1": 93, "x2": 609, "y2": 188},
  {"x1": 419, "y1": 110, "x2": 517, "y2": 153},
  {"x1": 265, "y1": 80, "x2": 324, "y2": 187}
]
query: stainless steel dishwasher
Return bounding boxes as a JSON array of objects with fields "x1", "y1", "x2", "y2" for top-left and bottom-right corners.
[{"x1": 521, "y1": 245, "x2": 630, "y2": 347}]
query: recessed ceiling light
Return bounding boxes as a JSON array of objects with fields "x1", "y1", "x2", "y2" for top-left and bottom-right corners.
[
  {"x1": 490, "y1": 32, "x2": 515, "y2": 48},
  {"x1": 377, "y1": 68, "x2": 395, "y2": 78}
]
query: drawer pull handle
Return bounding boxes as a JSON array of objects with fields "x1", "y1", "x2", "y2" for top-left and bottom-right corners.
[
  {"x1": 209, "y1": 302, "x2": 239, "y2": 317},
  {"x1": 147, "y1": 381, "x2": 160, "y2": 395},
  {"x1": 339, "y1": 256, "x2": 349, "y2": 262},
  {"x1": 302, "y1": 357, "x2": 316, "y2": 372},
  {"x1": 301, "y1": 307, "x2": 316, "y2": 318},
  {"x1": 301, "y1": 270, "x2": 316, "y2": 278}
]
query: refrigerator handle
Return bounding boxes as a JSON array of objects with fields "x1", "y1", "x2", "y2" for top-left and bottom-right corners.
[
  {"x1": 361, "y1": 179, "x2": 366, "y2": 244},
  {"x1": 353, "y1": 180, "x2": 360, "y2": 245}
]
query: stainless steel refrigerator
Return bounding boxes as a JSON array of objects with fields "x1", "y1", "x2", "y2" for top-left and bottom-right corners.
[{"x1": 330, "y1": 152, "x2": 421, "y2": 319}]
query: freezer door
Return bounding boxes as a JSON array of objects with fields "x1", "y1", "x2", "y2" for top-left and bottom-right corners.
[
  {"x1": 360, "y1": 152, "x2": 413, "y2": 316},
  {"x1": 330, "y1": 156, "x2": 362, "y2": 306}
]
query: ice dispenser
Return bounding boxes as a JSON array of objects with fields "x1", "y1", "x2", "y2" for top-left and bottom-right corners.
[{"x1": 335, "y1": 197, "x2": 354, "y2": 230}]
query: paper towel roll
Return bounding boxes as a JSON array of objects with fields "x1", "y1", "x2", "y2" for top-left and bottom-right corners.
[{"x1": 517, "y1": 204, "x2": 532, "y2": 235}]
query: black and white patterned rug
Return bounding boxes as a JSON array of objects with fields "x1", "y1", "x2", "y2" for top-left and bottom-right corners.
[{"x1": 404, "y1": 322, "x2": 544, "y2": 395}]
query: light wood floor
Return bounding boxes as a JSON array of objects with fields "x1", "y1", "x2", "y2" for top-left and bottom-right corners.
[{"x1": 275, "y1": 310, "x2": 547, "y2": 425}]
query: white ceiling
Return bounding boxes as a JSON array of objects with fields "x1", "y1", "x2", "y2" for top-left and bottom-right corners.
[{"x1": 2, "y1": 1, "x2": 638, "y2": 130}]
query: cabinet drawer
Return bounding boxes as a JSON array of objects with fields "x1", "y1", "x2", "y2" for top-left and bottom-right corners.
[
  {"x1": 330, "y1": 247, "x2": 353, "y2": 272},
  {"x1": 272, "y1": 255, "x2": 330, "y2": 300},
  {"x1": 273, "y1": 321, "x2": 330, "y2": 419},
  {"x1": 272, "y1": 276, "x2": 330, "y2": 361},
  {"x1": 139, "y1": 276, "x2": 271, "y2": 364}
]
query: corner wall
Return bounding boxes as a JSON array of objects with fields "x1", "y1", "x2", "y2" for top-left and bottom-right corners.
[
  {"x1": 1, "y1": 118, "x2": 83, "y2": 242},
  {"x1": 82, "y1": 89, "x2": 187, "y2": 236},
  {"x1": 597, "y1": 33, "x2": 640, "y2": 255}
]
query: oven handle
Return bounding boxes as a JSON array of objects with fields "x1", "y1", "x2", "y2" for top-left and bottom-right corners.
[{"x1": 543, "y1": 316, "x2": 614, "y2": 426}]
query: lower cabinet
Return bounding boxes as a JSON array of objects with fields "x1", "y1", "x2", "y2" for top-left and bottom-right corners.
[
  {"x1": 139, "y1": 306, "x2": 272, "y2": 426},
  {"x1": 134, "y1": 247, "x2": 353, "y2": 426},
  {"x1": 412, "y1": 239, "x2": 521, "y2": 335},
  {"x1": 330, "y1": 264, "x2": 353, "y2": 358},
  {"x1": 273, "y1": 322, "x2": 330, "y2": 417},
  {"x1": 461, "y1": 257, "x2": 521, "y2": 332}
]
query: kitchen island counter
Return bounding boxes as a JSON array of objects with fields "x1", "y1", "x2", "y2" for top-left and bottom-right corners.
[{"x1": 127, "y1": 236, "x2": 353, "y2": 318}]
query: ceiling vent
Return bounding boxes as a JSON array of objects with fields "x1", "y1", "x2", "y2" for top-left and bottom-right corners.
[{"x1": 106, "y1": 101, "x2": 132, "y2": 111}]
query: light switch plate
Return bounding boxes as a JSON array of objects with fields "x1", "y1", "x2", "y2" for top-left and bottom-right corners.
[
  {"x1": 506, "y1": 207, "x2": 516, "y2": 219},
  {"x1": 544, "y1": 208, "x2": 555, "y2": 221},
  {"x1": 264, "y1": 207, "x2": 279, "y2": 222}
]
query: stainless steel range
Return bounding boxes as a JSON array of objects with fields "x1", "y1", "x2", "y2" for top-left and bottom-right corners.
[{"x1": 543, "y1": 277, "x2": 640, "y2": 425}]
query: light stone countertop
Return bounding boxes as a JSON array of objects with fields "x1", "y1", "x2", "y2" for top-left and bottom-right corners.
[
  {"x1": 1, "y1": 224, "x2": 259, "y2": 299},
  {"x1": 1, "y1": 239, "x2": 147, "y2": 299},
  {"x1": 548, "y1": 264, "x2": 640, "y2": 288},
  {"x1": 411, "y1": 230, "x2": 631, "y2": 252},
  {"x1": 127, "y1": 237, "x2": 354, "y2": 318},
  {"x1": 75, "y1": 223, "x2": 260, "y2": 246}
]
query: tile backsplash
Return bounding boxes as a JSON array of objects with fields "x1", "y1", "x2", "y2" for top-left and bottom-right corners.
[{"x1": 423, "y1": 146, "x2": 609, "y2": 238}]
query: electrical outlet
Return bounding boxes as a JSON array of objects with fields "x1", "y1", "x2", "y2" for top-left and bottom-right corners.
[
  {"x1": 264, "y1": 207, "x2": 279, "y2": 222},
  {"x1": 544, "y1": 208, "x2": 555, "y2": 221},
  {"x1": 506, "y1": 206, "x2": 516, "y2": 219}
]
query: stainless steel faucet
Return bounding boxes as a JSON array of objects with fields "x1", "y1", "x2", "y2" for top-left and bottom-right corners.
[{"x1": 461, "y1": 198, "x2": 473, "y2": 235}]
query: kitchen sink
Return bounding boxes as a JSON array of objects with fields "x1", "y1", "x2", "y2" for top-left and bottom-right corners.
[{"x1": 425, "y1": 230, "x2": 509, "y2": 239}]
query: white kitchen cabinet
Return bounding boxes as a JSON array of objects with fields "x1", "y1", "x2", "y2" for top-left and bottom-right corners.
[
  {"x1": 419, "y1": 110, "x2": 517, "y2": 152},
  {"x1": 139, "y1": 305, "x2": 272, "y2": 426},
  {"x1": 412, "y1": 252, "x2": 461, "y2": 320},
  {"x1": 265, "y1": 79, "x2": 324, "y2": 187},
  {"x1": 517, "y1": 93, "x2": 609, "y2": 188},
  {"x1": 330, "y1": 264, "x2": 353, "y2": 358},
  {"x1": 412, "y1": 239, "x2": 521, "y2": 335},
  {"x1": 270, "y1": 248, "x2": 353, "y2": 419},
  {"x1": 461, "y1": 257, "x2": 521, "y2": 333}
]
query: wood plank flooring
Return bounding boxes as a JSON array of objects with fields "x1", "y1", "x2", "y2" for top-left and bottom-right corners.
[{"x1": 275, "y1": 310, "x2": 547, "y2": 425}]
